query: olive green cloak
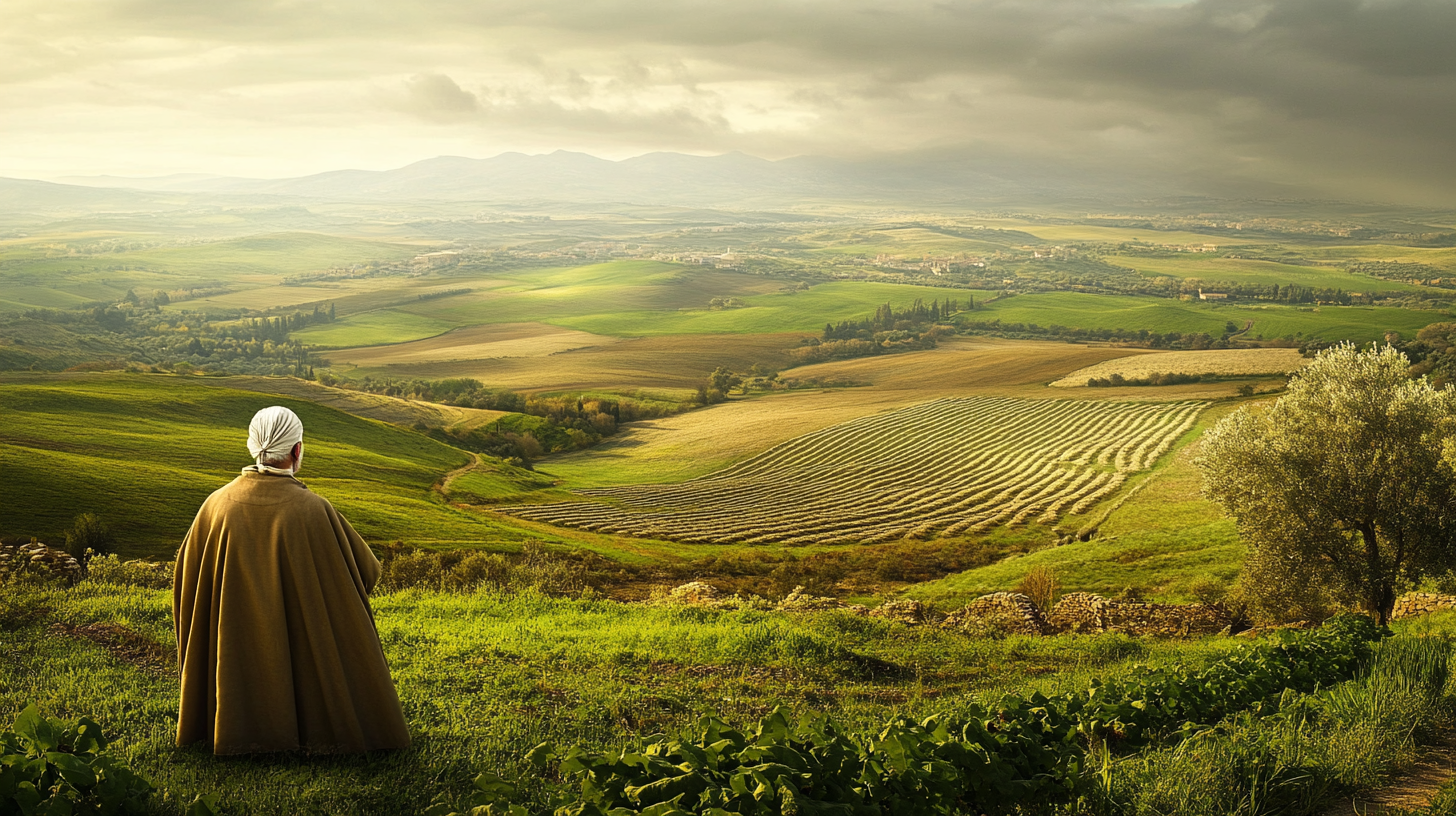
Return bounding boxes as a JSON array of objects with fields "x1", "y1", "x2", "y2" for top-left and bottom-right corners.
[{"x1": 173, "y1": 470, "x2": 410, "y2": 754}]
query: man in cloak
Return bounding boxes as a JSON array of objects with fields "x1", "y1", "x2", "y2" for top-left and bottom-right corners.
[{"x1": 173, "y1": 405, "x2": 411, "y2": 754}]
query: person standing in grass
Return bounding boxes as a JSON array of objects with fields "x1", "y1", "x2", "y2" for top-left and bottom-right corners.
[{"x1": 172, "y1": 405, "x2": 411, "y2": 755}]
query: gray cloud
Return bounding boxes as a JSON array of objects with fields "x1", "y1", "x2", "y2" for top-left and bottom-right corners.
[
  {"x1": 400, "y1": 73, "x2": 481, "y2": 121},
  {"x1": 2, "y1": 0, "x2": 1454, "y2": 203}
]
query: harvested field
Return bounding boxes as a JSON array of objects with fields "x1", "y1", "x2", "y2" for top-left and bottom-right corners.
[
  {"x1": 505, "y1": 396, "x2": 1207, "y2": 545},
  {"x1": 541, "y1": 338, "x2": 1152, "y2": 486},
  {"x1": 334, "y1": 332, "x2": 805, "y2": 393},
  {"x1": 1050, "y1": 348, "x2": 1309, "y2": 387},
  {"x1": 326, "y1": 322, "x2": 612, "y2": 365}
]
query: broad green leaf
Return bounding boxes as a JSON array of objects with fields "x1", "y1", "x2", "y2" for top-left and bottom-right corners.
[
  {"x1": 45, "y1": 753, "x2": 97, "y2": 788},
  {"x1": 13, "y1": 705, "x2": 60, "y2": 754}
]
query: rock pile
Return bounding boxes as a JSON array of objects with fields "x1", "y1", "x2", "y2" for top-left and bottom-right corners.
[
  {"x1": 665, "y1": 581, "x2": 724, "y2": 605},
  {"x1": 0, "y1": 539, "x2": 82, "y2": 583},
  {"x1": 870, "y1": 599, "x2": 931, "y2": 625},
  {"x1": 1391, "y1": 592, "x2": 1456, "y2": 620}
]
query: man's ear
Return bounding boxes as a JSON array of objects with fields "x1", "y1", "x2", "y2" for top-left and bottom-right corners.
[{"x1": 292, "y1": 442, "x2": 302, "y2": 463}]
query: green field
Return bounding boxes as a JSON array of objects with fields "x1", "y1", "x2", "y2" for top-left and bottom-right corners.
[
  {"x1": 293, "y1": 309, "x2": 459, "y2": 347},
  {"x1": 1298, "y1": 243, "x2": 1456, "y2": 270},
  {"x1": 971, "y1": 291, "x2": 1443, "y2": 342},
  {"x1": 553, "y1": 281, "x2": 992, "y2": 337},
  {"x1": 0, "y1": 232, "x2": 418, "y2": 313},
  {"x1": 1109, "y1": 254, "x2": 1422, "y2": 292},
  {"x1": 297, "y1": 260, "x2": 987, "y2": 346}
]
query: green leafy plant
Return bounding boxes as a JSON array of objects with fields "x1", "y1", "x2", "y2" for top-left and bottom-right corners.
[
  {"x1": 441, "y1": 616, "x2": 1380, "y2": 816},
  {"x1": 0, "y1": 703, "x2": 155, "y2": 815}
]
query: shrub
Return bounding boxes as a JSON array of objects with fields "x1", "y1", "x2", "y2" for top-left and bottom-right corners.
[
  {"x1": 63, "y1": 514, "x2": 114, "y2": 562},
  {"x1": 1016, "y1": 565, "x2": 1061, "y2": 612},
  {"x1": 84, "y1": 555, "x2": 173, "y2": 589},
  {"x1": 0, "y1": 703, "x2": 156, "y2": 815},
  {"x1": 1189, "y1": 577, "x2": 1228, "y2": 607}
]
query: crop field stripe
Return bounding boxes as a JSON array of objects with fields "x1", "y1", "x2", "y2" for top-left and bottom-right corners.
[
  {"x1": 504, "y1": 397, "x2": 1208, "y2": 544},
  {"x1": 512, "y1": 404, "x2": 1174, "y2": 540}
]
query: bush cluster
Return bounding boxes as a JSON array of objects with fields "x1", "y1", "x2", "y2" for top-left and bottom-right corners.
[
  {"x1": 374, "y1": 543, "x2": 620, "y2": 597},
  {"x1": 84, "y1": 554, "x2": 174, "y2": 590},
  {"x1": 435, "y1": 616, "x2": 1381, "y2": 815},
  {"x1": 1087, "y1": 372, "x2": 1210, "y2": 388}
]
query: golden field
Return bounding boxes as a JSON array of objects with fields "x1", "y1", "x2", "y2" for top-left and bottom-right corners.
[{"x1": 1049, "y1": 347, "x2": 1310, "y2": 387}]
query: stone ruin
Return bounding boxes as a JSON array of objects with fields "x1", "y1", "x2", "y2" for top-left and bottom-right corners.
[{"x1": 0, "y1": 539, "x2": 83, "y2": 583}]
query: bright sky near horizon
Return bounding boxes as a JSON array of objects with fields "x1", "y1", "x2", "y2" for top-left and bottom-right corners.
[{"x1": 5, "y1": 0, "x2": 1455, "y2": 204}]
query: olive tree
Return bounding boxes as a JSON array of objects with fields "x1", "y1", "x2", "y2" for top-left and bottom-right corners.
[{"x1": 1198, "y1": 344, "x2": 1456, "y2": 624}]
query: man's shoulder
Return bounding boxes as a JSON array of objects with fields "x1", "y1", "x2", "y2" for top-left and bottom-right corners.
[{"x1": 205, "y1": 473, "x2": 329, "y2": 510}]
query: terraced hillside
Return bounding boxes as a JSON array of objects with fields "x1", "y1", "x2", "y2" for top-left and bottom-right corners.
[{"x1": 504, "y1": 396, "x2": 1206, "y2": 545}]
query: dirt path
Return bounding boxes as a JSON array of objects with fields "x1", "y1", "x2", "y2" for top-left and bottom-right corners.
[
  {"x1": 1323, "y1": 739, "x2": 1456, "y2": 815},
  {"x1": 435, "y1": 453, "x2": 484, "y2": 498}
]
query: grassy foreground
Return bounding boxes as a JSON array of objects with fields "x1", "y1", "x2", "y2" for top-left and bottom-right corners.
[{"x1": 0, "y1": 579, "x2": 1246, "y2": 815}]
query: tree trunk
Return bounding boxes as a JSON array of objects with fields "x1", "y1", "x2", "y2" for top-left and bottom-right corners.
[{"x1": 1360, "y1": 522, "x2": 1391, "y2": 625}]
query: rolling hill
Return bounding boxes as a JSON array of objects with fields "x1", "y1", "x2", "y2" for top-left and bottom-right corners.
[{"x1": 0, "y1": 373, "x2": 525, "y2": 557}]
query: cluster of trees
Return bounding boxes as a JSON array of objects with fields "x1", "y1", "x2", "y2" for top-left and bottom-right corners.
[
  {"x1": 821, "y1": 298, "x2": 964, "y2": 340},
  {"x1": 415, "y1": 288, "x2": 470, "y2": 302},
  {"x1": 316, "y1": 375, "x2": 693, "y2": 460},
  {"x1": 224, "y1": 305, "x2": 335, "y2": 341},
  {"x1": 1086, "y1": 371, "x2": 1209, "y2": 387},
  {"x1": 959, "y1": 318, "x2": 1241, "y2": 350},
  {"x1": 11, "y1": 301, "x2": 338, "y2": 377},
  {"x1": 1397, "y1": 323, "x2": 1456, "y2": 388},
  {"x1": 785, "y1": 299, "x2": 962, "y2": 366}
]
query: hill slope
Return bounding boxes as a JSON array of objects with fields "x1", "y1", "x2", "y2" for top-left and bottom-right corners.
[{"x1": 0, "y1": 374, "x2": 522, "y2": 557}]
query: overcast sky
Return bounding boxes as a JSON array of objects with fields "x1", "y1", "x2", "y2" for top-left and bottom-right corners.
[{"x1": 5, "y1": 0, "x2": 1455, "y2": 203}]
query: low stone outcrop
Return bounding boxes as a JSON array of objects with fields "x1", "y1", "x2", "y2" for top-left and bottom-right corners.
[
  {"x1": 0, "y1": 539, "x2": 82, "y2": 583},
  {"x1": 870, "y1": 599, "x2": 932, "y2": 625},
  {"x1": 665, "y1": 581, "x2": 724, "y2": 605},
  {"x1": 1392, "y1": 592, "x2": 1456, "y2": 621},
  {"x1": 942, "y1": 592, "x2": 1047, "y2": 635},
  {"x1": 779, "y1": 587, "x2": 870, "y2": 615}
]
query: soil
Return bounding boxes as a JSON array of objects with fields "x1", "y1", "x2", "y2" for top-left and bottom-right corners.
[
  {"x1": 51, "y1": 621, "x2": 176, "y2": 677},
  {"x1": 1323, "y1": 737, "x2": 1456, "y2": 815}
]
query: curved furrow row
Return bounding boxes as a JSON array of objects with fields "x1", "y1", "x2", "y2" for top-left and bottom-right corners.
[{"x1": 500, "y1": 397, "x2": 1208, "y2": 544}]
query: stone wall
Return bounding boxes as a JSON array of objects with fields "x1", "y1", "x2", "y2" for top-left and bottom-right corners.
[
  {"x1": 1045, "y1": 592, "x2": 1110, "y2": 633},
  {"x1": 1101, "y1": 600, "x2": 1229, "y2": 637},
  {"x1": 1392, "y1": 592, "x2": 1456, "y2": 620},
  {"x1": 1046, "y1": 592, "x2": 1229, "y2": 637},
  {"x1": 942, "y1": 592, "x2": 1046, "y2": 635},
  {"x1": 656, "y1": 582, "x2": 1228, "y2": 639}
]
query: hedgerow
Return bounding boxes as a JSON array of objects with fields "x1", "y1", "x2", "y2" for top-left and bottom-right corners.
[{"x1": 431, "y1": 616, "x2": 1380, "y2": 816}]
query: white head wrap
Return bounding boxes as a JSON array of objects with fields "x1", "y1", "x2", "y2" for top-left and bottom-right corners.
[{"x1": 247, "y1": 406, "x2": 304, "y2": 464}]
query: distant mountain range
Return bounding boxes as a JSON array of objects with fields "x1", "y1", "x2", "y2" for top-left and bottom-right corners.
[{"x1": 4, "y1": 149, "x2": 1239, "y2": 214}]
